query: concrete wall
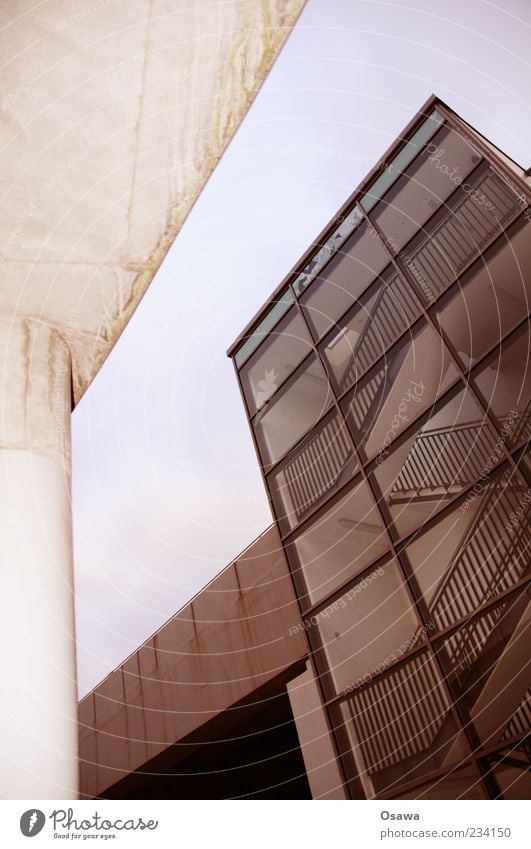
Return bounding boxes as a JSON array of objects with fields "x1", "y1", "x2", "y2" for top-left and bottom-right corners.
[
  {"x1": 0, "y1": 0, "x2": 307, "y2": 403},
  {"x1": 78, "y1": 526, "x2": 309, "y2": 798}
]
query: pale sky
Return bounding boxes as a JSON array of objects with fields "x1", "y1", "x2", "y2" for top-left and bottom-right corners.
[{"x1": 73, "y1": 0, "x2": 531, "y2": 695}]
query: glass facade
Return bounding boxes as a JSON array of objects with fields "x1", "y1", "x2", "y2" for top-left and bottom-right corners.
[{"x1": 230, "y1": 100, "x2": 531, "y2": 799}]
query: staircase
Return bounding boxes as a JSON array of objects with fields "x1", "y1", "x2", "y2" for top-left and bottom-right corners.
[
  {"x1": 344, "y1": 469, "x2": 530, "y2": 792},
  {"x1": 404, "y1": 166, "x2": 521, "y2": 301},
  {"x1": 428, "y1": 470, "x2": 530, "y2": 635},
  {"x1": 280, "y1": 414, "x2": 355, "y2": 526},
  {"x1": 387, "y1": 420, "x2": 499, "y2": 504},
  {"x1": 338, "y1": 271, "x2": 421, "y2": 393}
]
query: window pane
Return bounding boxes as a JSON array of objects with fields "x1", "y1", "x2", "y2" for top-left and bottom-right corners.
[
  {"x1": 290, "y1": 477, "x2": 389, "y2": 606},
  {"x1": 268, "y1": 411, "x2": 357, "y2": 534},
  {"x1": 403, "y1": 466, "x2": 530, "y2": 631},
  {"x1": 234, "y1": 289, "x2": 294, "y2": 367},
  {"x1": 393, "y1": 766, "x2": 488, "y2": 800},
  {"x1": 361, "y1": 110, "x2": 445, "y2": 212},
  {"x1": 299, "y1": 220, "x2": 391, "y2": 339},
  {"x1": 240, "y1": 308, "x2": 312, "y2": 415},
  {"x1": 437, "y1": 586, "x2": 531, "y2": 750},
  {"x1": 370, "y1": 388, "x2": 500, "y2": 538},
  {"x1": 337, "y1": 651, "x2": 469, "y2": 796},
  {"x1": 343, "y1": 323, "x2": 460, "y2": 462},
  {"x1": 399, "y1": 167, "x2": 523, "y2": 304},
  {"x1": 314, "y1": 559, "x2": 421, "y2": 695},
  {"x1": 320, "y1": 268, "x2": 422, "y2": 394},
  {"x1": 472, "y1": 326, "x2": 531, "y2": 451},
  {"x1": 436, "y1": 218, "x2": 531, "y2": 366},
  {"x1": 370, "y1": 124, "x2": 482, "y2": 254},
  {"x1": 253, "y1": 356, "x2": 332, "y2": 467},
  {"x1": 292, "y1": 206, "x2": 364, "y2": 295}
]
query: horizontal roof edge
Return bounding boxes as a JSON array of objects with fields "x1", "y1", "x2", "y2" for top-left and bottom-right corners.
[{"x1": 227, "y1": 93, "x2": 529, "y2": 359}]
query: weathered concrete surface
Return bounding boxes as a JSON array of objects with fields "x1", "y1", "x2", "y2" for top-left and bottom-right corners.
[
  {"x1": 0, "y1": 0, "x2": 306, "y2": 411},
  {"x1": 78, "y1": 526, "x2": 310, "y2": 798},
  {"x1": 0, "y1": 0, "x2": 306, "y2": 798},
  {"x1": 0, "y1": 317, "x2": 78, "y2": 798}
]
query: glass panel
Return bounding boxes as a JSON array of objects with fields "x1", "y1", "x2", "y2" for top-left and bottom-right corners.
[
  {"x1": 437, "y1": 218, "x2": 531, "y2": 365},
  {"x1": 472, "y1": 326, "x2": 531, "y2": 451},
  {"x1": 361, "y1": 110, "x2": 445, "y2": 212},
  {"x1": 370, "y1": 388, "x2": 500, "y2": 539},
  {"x1": 437, "y1": 586, "x2": 531, "y2": 750},
  {"x1": 290, "y1": 476, "x2": 389, "y2": 607},
  {"x1": 403, "y1": 466, "x2": 530, "y2": 632},
  {"x1": 399, "y1": 166, "x2": 523, "y2": 305},
  {"x1": 292, "y1": 206, "x2": 364, "y2": 296},
  {"x1": 314, "y1": 558, "x2": 421, "y2": 695},
  {"x1": 488, "y1": 748, "x2": 531, "y2": 799},
  {"x1": 337, "y1": 651, "x2": 469, "y2": 796},
  {"x1": 234, "y1": 289, "x2": 294, "y2": 368},
  {"x1": 268, "y1": 411, "x2": 357, "y2": 534},
  {"x1": 299, "y1": 220, "x2": 391, "y2": 340},
  {"x1": 239, "y1": 308, "x2": 312, "y2": 415},
  {"x1": 370, "y1": 123, "x2": 482, "y2": 254},
  {"x1": 343, "y1": 323, "x2": 460, "y2": 462},
  {"x1": 253, "y1": 356, "x2": 332, "y2": 467},
  {"x1": 320, "y1": 268, "x2": 422, "y2": 394},
  {"x1": 393, "y1": 766, "x2": 489, "y2": 799}
]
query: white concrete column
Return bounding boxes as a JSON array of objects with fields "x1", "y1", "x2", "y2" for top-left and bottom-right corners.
[
  {"x1": 0, "y1": 315, "x2": 78, "y2": 799},
  {"x1": 287, "y1": 661, "x2": 348, "y2": 800}
]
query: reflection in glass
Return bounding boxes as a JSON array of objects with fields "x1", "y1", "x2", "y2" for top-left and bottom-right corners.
[
  {"x1": 436, "y1": 218, "x2": 531, "y2": 364},
  {"x1": 343, "y1": 323, "x2": 460, "y2": 461},
  {"x1": 292, "y1": 207, "x2": 364, "y2": 295},
  {"x1": 234, "y1": 289, "x2": 294, "y2": 367},
  {"x1": 315, "y1": 559, "x2": 421, "y2": 695},
  {"x1": 361, "y1": 110, "x2": 445, "y2": 212},
  {"x1": 320, "y1": 269, "x2": 422, "y2": 394},
  {"x1": 268, "y1": 411, "x2": 357, "y2": 534},
  {"x1": 371, "y1": 123, "x2": 482, "y2": 254},
  {"x1": 299, "y1": 221, "x2": 390, "y2": 339},
  {"x1": 290, "y1": 477, "x2": 389, "y2": 606},
  {"x1": 403, "y1": 466, "x2": 530, "y2": 631},
  {"x1": 473, "y1": 325, "x2": 531, "y2": 451},
  {"x1": 240, "y1": 308, "x2": 312, "y2": 415},
  {"x1": 400, "y1": 167, "x2": 523, "y2": 305},
  {"x1": 338, "y1": 651, "x2": 468, "y2": 796},
  {"x1": 253, "y1": 356, "x2": 332, "y2": 467},
  {"x1": 438, "y1": 587, "x2": 531, "y2": 750},
  {"x1": 371, "y1": 388, "x2": 500, "y2": 538}
]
